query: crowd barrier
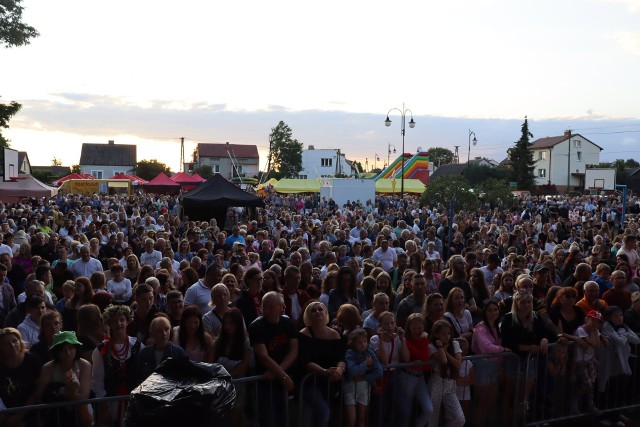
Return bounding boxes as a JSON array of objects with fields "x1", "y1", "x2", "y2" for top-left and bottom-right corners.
[
  {"x1": 522, "y1": 342, "x2": 640, "y2": 427},
  {"x1": 2, "y1": 347, "x2": 639, "y2": 427}
]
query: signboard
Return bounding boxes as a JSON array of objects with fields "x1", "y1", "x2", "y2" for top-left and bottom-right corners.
[{"x1": 509, "y1": 182, "x2": 517, "y2": 188}]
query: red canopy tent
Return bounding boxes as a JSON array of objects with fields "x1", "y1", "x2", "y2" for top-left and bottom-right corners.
[
  {"x1": 142, "y1": 172, "x2": 180, "y2": 195},
  {"x1": 191, "y1": 173, "x2": 207, "y2": 182},
  {"x1": 52, "y1": 173, "x2": 94, "y2": 186},
  {"x1": 170, "y1": 172, "x2": 203, "y2": 191},
  {"x1": 109, "y1": 173, "x2": 148, "y2": 185}
]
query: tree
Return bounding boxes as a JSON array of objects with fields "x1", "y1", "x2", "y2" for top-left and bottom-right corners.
[
  {"x1": 191, "y1": 147, "x2": 198, "y2": 163},
  {"x1": 0, "y1": 100, "x2": 21, "y2": 148},
  {"x1": 1, "y1": 1, "x2": 39, "y2": 148},
  {"x1": 420, "y1": 175, "x2": 477, "y2": 210},
  {"x1": 51, "y1": 157, "x2": 62, "y2": 166},
  {"x1": 267, "y1": 121, "x2": 303, "y2": 178},
  {"x1": 477, "y1": 178, "x2": 516, "y2": 208},
  {"x1": 352, "y1": 160, "x2": 364, "y2": 176},
  {"x1": 0, "y1": 0, "x2": 39, "y2": 48},
  {"x1": 428, "y1": 147, "x2": 456, "y2": 167},
  {"x1": 70, "y1": 164, "x2": 81, "y2": 174},
  {"x1": 508, "y1": 116, "x2": 536, "y2": 190},
  {"x1": 463, "y1": 164, "x2": 509, "y2": 185},
  {"x1": 194, "y1": 165, "x2": 213, "y2": 180},
  {"x1": 135, "y1": 159, "x2": 171, "y2": 181}
]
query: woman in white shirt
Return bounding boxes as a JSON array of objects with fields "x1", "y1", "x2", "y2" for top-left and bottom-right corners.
[{"x1": 106, "y1": 264, "x2": 132, "y2": 304}]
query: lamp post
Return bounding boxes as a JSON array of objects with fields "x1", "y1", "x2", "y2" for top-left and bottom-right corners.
[
  {"x1": 385, "y1": 103, "x2": 415, "y2": 199},
  {"x1": 467, "y1": 129, "x2": 477, "y2": 165},
  {"x1": 365, "y1": 158, "x2": 369, "y2": 172},
  {"x1": 374, "y1": 154, "x2": 380, "y2": 171},
  {"x1": 387, "y1": 143, "x2": 397, "y2": 170}
]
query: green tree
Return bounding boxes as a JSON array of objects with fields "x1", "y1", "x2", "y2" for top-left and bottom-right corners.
[
  {"x1": 135, "y1": 159, "x2": 171, "y2": 181},
  {"x1": 1, "y1": 1, "x2": 39, "y2": 148},
  {"x1": 508, "y1": 116, "x2": 536, "y2": 190},
  {"x1": 463, "y1": 164, "x2": 510, "y2": 185},
  {"x1": 428, "y1": 147, "x2": 456, "y2": 167},
  {"x1": 194, "y1": 164, "x2": 213, "y2": 180},
  {"x1": 70, "y1": 164, "x2": 81, "y2": 174},
  {"x1": 352, "y1": 160, "x2": 364, "y2": 176},
  {"x1": 1, "y1": 0, "x2": 39, "y2": 48},
  {"x1": 267, "y1": 121, "x2": 303, "y2": 178},
  {"x1": 420, "y1": 175, "x2": 477, "y2": 210},
  {"x1": 0, "y1": 100, "x2": 21, "y2": 148},
  {"x1": 477, "y1": 178, "x2": 516, "y2": 208}
]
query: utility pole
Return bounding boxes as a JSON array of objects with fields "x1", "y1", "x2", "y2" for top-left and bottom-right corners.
[
  {"x1": 454, "y1": 146, "x2": 460, "y2": 164},
  {"x1": 179, "y1": 137, "x2": 185, "y2": 172}
]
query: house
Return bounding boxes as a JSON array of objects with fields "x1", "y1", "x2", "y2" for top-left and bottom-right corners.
[
  {"x1": 17, "y1": 152, "x2": 32, "y2": 175},
  {"x1": 468, "y1": 157, "x2": 499, "y2": 168},
  {"x1": 429, "y1": 164, "x2": 468, "y2": 181},
  {"x1": 79, "y1": 140, "x2": 137, "y2": 178},
  {"x1": 195, "y1": 142, "x2": 259, "y2": 181},
  {"x1": 298, "y1": 146, "x2": 356, "y2": 179},
  {"x1": 529, "y1": 130, "x2": 602, "y2": 192},
  {"x1": 625, "y1": 167, "x2": 640, "y2": 194}
]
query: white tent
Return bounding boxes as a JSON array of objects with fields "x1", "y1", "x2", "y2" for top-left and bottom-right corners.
[{"x1": 0, "y1": 175, "x2": 58, "y2": 203}]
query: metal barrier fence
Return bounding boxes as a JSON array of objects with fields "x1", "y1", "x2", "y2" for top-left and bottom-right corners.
[
  {"x1": 0, "y1": 374, "x2": 284, "y2": 427},
  {"x1": 3, "y1": 346, "x2": 640, "y2": 427},
  {"x1": 522, "y1": 342, "x2": 640, "y2": 427},
  {"x1": 297, "y1": 352, "x2": 523, "y2": 427}
]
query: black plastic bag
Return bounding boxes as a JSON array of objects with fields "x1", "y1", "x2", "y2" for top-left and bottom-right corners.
[{"x1": 126, "y1": 357, "x2": 236, "y2": 427}]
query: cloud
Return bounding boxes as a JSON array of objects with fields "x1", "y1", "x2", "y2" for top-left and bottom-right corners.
[
  {"x1": 609, "y1": 31, "x2": 640, "y2": 55},
  {"x1": 599, "y1": 0, "x2": 640, "y2": 12},
  {"x1": 8, "y1": 93, "x2": 640, "y2": 170}
]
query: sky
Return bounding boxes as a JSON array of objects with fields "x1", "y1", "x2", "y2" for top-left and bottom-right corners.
[{"x1": 2, "y1": 0, "x2": 640, "y2": 173}]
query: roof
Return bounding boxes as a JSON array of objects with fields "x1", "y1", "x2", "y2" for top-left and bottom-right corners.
[
  {"x1": 79, "y1": 143, "x2": 137, "y2": 166},
  {"x1": 626, "y1": 167, "x2": 640, "y2": 177},
  {"x1": 144, "y1": 172, "x2": 180, "y2": 187},
  {"x1": 529, "y1": 133, "x2": 603, "y2": 150},
  {"x1": 430, "y1": 164, "x2": 468, "y2": 181},
  {"x1": 170, "y1": 172, "x2": 202, "y2": 184},
  {"x1": 198, "y1": 143, "x2": 259, "y2": 158}
]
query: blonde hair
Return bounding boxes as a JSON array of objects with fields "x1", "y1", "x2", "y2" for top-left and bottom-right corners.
[
  {"x1": 303, "y1": 301, "x2": 329, "y2": 327},
  {"x1": 0, "y1": 328, "x2": 28, "y2": 355}
]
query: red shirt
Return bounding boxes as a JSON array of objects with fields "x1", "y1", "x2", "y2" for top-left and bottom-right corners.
[{"x1": 406, "y1": 336, "x2": 431, "y2": 372}]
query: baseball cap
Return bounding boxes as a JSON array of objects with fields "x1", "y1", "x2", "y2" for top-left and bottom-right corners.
[{"x1": 586, "y1": 310, "x2": 603, "y2": 322}]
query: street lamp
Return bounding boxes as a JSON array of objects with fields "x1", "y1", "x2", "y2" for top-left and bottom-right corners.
[
  {"x1": 387, "y1": 143, "x2": 397, "y2": 169},
  {"x1": 467, "y1": 129, "x2": 477, "y2": 165},
  {"x1": 374, "y1": 154, "x2": 380, "y2": 171},
  {"x1": 385, "y1": 103, "x2": 415, "y2": 199}
]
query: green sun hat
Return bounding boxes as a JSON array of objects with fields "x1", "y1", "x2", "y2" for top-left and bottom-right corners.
[{"x1": 49, "y1": 331, "x2": 82, "y2": 352}]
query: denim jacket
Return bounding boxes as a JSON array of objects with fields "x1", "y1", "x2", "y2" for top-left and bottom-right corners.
[{"x1": 345, "y1": 348, "x2": 383, "y2": 384}]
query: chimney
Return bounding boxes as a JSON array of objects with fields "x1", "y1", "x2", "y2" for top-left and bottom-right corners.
[
  {"x1": 564, "y1": 130, "x2": 571, "y2": 137},
  {"x1": 108, "y1": 140, "x2": 115, "y2": 145}
]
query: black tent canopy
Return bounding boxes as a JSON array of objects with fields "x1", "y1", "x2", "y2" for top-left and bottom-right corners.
[{"x1": 181, "y1": 174, "x2": 264, "y2": 224}]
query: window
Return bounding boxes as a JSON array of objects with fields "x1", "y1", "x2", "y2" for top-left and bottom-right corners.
[
  {"x1": 539, "y1": 151, "x2": 546, "y2": 160},
  {"x1": 321, "y1": 158, "x2": 333, "y2": 167},
  {"x1": 538, "y1": 169, "x2": 546, "y2": 177},
  {"x1": 235, "y1": 165, "x2": 243, "y2": 175},
  {"x1": 299, "y1": 174, "x2": 308, "y2": 179},
  {"x1": 113, "y1": 171, "x2": 125, "y2": 176},
  {"x1": 574, "y1": 140, "x2": 581, "y2": 148},
  {"x1": 91, "y1": 170, "x2": 103, "y2": 179},
  {"x1": 212, "y1": 165, "x2": 220, "y2": 173},
  {"x1": 577, "y1": 151, "x2": 582, "y2": 162}
]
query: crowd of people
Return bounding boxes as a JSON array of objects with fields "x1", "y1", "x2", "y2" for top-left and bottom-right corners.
[{"x1": 0, "y1": 190, "x2": 639, "y2": 427}]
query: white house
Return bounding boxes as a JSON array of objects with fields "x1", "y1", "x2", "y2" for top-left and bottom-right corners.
[
  {"x1": 529, "y1": 130, "x2": 602, "y2": 192},
  {"x1": 195, "y1": 142, "x2": 259, "y2": 181},
  {"x1": 298, "y1": 146, "x2": 356, "y2": 179},
  {"x1": 79, "y1": 141, "x2": 137, "y2": 178}
]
